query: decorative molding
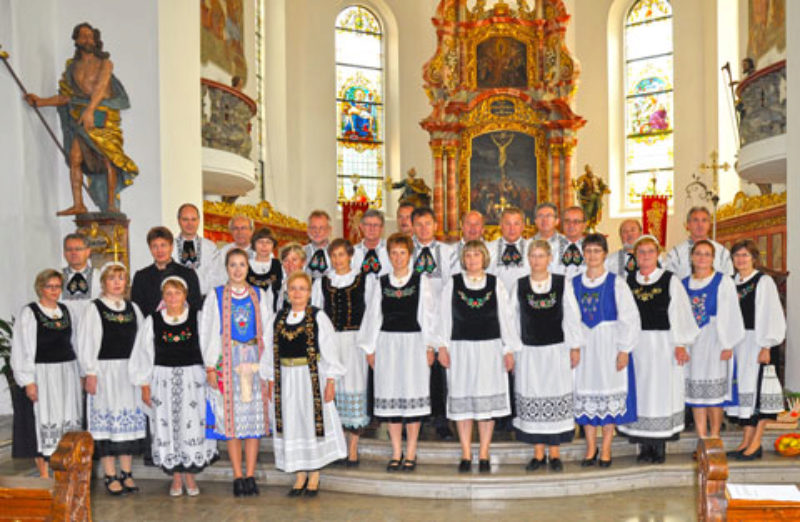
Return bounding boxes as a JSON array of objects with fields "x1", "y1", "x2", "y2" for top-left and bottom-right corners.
[{"x1": 716, "y1": 191, "x2": 786, "y2": 220}]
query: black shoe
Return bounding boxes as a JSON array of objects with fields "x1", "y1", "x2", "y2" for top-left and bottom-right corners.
[
  {"x1": 458, "y1": 459, "x2": 472, "y2": 473},
  {"x1": 652, "y1": 443, "x2": 666, "y2": 464},
  {"x1": 636, "y1": 444, "x2": 653, "y2": 463},
  {"x1": 287, "y1": 478, "x2": 308, "y2": 497},
  {"x1": 386, "y1": 455, "x2": 403, "y2": 472},
  {"x1": 305, "y1": 478, "x2": 320, "y2": 498},
  {"x1": 580, "y1": 450, "x2": 598, "y2": 467},
  {"x1": 233, "y1": 478, "x2": 246, "y2": 497},
  {"x1": 401, "y1": 458, "x2": 417, "y2": 472},
  {"x1": 345, "y1": 458, "x2": 360, "y2": 469},
  {"x1": 119, "y1": 470, "x2": 139, "y2": 493},
  {"x1": 104, "y1": 474, "x2": 126, "y2": 496},
  {"x1": 726, "y1": 448, "x2": 745, "y2": 458},
  {"x1": 598, "y1": 458, "x2": 612, "y2": 468},
  {"x1": 436, "y1": 426, "x2": 454, "y2": 441},
  {"x1": 736, "y1": 446, "x2": 763, "y2": 461},
  {"x1": 245, "y1": 476, "x2": 259, "y2": 496},
  {"x1": 525, "y1": 457, "x2": 545, "y2": 471},
  {"x1": 478, "y1": 459, "x2": 490, "y2": 473},
  {"x1": 548, "y1": 458, "x2": 563, "y2": 472}
]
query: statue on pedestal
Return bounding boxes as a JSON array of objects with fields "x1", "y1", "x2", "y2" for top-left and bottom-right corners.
[
  {"x1": 25, "y1": 22, "x2": 138, "y2": 216},
  {"x1": 386, "y1": 168, "x2": 432, "y2": 209},
  {"x1": 573, "y1": 164, "x2": 610, "y2": 232}
]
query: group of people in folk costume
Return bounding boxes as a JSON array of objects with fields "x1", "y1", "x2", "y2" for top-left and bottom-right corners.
[{"x1": 9, "y1": 199, "x2": 786, "y2": 499}]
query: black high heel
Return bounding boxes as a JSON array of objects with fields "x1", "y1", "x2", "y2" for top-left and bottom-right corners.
[
  {"x1": 736, "y1": 446, "x2": 763, "y2": 461},
  {"x1": 288, "y1": 478, "x2": 308, "y2": 497},
  {"x1": 244, "y1": 476, "x2": 259, "y2": 496},
  {"x1": 305, "y1": 477, "x2": 320, "y2": 498},
  {"x1": 104, "y1": 474, "x2": 125, "y2": 496},
  {"x1": 581, "y1": 449, "x2": 598, "y2": 467}
]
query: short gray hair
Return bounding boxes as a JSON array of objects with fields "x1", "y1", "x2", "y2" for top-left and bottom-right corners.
[
  {"x1": 228, "y1": 214, "x2": 253, "y2": 231},
  {"x1": 362, "y1": 208, "x2": 385, "y2": 225},
  {"x1": 63, "y1": 233, "x2": 89, "y2": 249}
]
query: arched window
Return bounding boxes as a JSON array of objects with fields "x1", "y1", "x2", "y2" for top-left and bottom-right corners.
[
  {"x1": 623, "y1": 0, "x2": 674, "y2": 209},
  {"x1": 335, "y1": 6, "x2": 384, "y2": 208}
]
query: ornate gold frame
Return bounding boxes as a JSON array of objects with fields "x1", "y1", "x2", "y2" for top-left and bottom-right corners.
[
  {"x1": 458, "y1": 96, "x2": 549, "y2": 222},
  {"x1": 464, "y1": 24, "x2": 540, "y2": 89}
]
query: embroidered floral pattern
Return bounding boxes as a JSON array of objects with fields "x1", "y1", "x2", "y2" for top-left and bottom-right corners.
[
  {"x1": 278, "y1": 323, "x2": 304, "y2": 341},
  {"x1": 361, "y1": 250, "x2": 382, "y2": 274},
  {"x1": 690, "y1": 293, "x2": 709, "y2": 327},
  {"x1": 162, "y1": 328, "x2": 193, "y2": 343},
  {"x1": 526, "y1": 292, "x2": 557, "y2": 310},
  {"x1": 579, "y1": 291, "x2": 601, "y2": 321},
  {"x1": 101, "y1": 310, "x2": 135, "y2": 324},
  {"x1": 231, "y1": 302, "x2": 253, "y2": 336},
  {"x1": 383, "y1": 285, "x2": 416, "y2": 299},
  {"x1": 457, "y1": 289, "x2": 493, "y2": 309},
  {"x1": 632, "y1": 285, "x2": 663, "y2": 302},
  {"x1": 737, "y1": 280, "x2": 757, "y2": 300}
]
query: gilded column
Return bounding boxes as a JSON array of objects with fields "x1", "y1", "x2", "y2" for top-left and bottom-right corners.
[
  {"x1": 445, "y1": 145, "x2": 458, "y2": 236},
  {"x1": 563, "y1": 144, "x2": 575, "y2": 209},
  {"x1": 550, "y1": 144, "x2": 561, "y2": 207},
  {"x1": 432, "y1": 145, "x2": 445, "y2": 233}
]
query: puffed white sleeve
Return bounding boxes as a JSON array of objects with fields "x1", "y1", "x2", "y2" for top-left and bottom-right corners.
[
  {"x1": 667, "y1": 275, "x2": 701, "y2": 347},
  {"x1": 718, "y1": 247, "x2": 734, "y2": 276},
  {"x1": 419, "y1": 276, "x2": 441, "y2": 349},
  {"x1": 614, "y1": 276, "x2": 641, "y2": 353},
  {"x1": 664, "y1": 246, "x2": 681, "y2": 276},
  {"x1": 754, "y1": 275, "x2": 786, "y2": 348},
  {"x1": 358, "y1": 277, "x2": 383, "y2": 355},
  {"x1": 128, "y1": 314, "x2": 155, "y2": 386},
  {"x1": 90, "y1": 269, "x2": 102, "y2": 299},
  {"x1": 258, "y1": 315, "x2": 274, "y2": 382},
  {"x1": 311, "y1": 278, "x2": 324, "y2": 308},
  {"x1": 562, "y1": 282, "x2": 584, "y2": 350},
  {"x1": 10, "y1": 306, "x2": 37, "y2": 387},
  {"x1": 199, "y1": 291, "x2": 221, "y2": 368},
  {"x1": 438, "y1": 277, "x2": 455, "y2": 350},
  {"x1": 77, "y1": 302, "x2": 103, "y2": 376},
  {"x1": 716, "y1": 275, "x2": 745, "y2": 350},
  {"x1": 506, "y1": 280, "x2": 523, "y2": 353},
  {"x1": 258, "y1": 288, "x2": 273, "y2": 346},
  {"x1": 495, "y1": 279, "x2": 516, "y2": 355},
  {"x1": 317, "y1": 311, "x2": 346, "y2": 379}
]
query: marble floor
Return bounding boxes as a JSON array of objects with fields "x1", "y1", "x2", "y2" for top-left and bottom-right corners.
[{"x1": 90, "y1": 479, "x2": 697, "y2": 522}]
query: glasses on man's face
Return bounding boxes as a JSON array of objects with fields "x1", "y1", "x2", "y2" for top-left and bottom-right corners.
[
  {"x1": 231, "y1": 226, "x2": 250, "y2": 232},
  {"x1": 43, "y1": 284, "x2": 62, "y2": 290}
]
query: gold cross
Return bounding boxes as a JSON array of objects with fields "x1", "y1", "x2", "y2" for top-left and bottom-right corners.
[{"x1": 699, "y1": 150, "x2": 731, "y2": 196}]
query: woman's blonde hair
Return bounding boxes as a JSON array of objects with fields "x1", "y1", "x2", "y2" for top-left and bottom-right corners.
[
  {"x1": 34, "y1": 269, "x2": 63, "y2": 298},
  {"x1": 460, "y1": 240, "x2": 490, "y2": 270}
]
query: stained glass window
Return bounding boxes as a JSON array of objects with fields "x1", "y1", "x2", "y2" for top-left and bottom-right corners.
[
  {"x1": 624, "y1": 0, "x2": 674, "y2": 208},
  {"x1": 336, "y1": 6, "x2": 384, "y2": 208}
]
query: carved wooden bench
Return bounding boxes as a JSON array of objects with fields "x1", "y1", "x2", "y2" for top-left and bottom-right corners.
[
  {"x1": 697, "y1": 437, "x2": 800, "y2": 521},
  {"x1": 0, "y1": 431, "x2": 94, "y2": 522}
]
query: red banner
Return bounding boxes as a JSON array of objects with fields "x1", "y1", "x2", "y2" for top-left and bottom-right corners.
[
  {"x1": 342, "y1": 201, "x2": 369, "y2": 244},
  {"x1": 642, "y1": 195, "x2": 669, "y2": 247}
]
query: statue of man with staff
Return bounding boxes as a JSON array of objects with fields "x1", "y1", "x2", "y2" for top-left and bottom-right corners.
[{"x1": 24, "y1": 22, "x2": 138, "y2": 215}]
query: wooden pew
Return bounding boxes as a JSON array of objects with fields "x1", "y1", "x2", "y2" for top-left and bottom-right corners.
[
  {"x1": 0, "y1": 431, "x2": 94, "y2": 522},
  {"x1": 697, "y1": 437, "x2": 800, "y2": 521}
]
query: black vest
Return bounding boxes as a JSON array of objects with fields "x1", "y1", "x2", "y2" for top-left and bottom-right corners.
[
  {"x1": 247, "y1": 259, "x2": 283, "y2": 311},
  {"x1": 322, "y1": 273, "x2": 367, "y2": 332},
  {"x1": 29, "y1": 303, "x2": 76, "y2": 364},
  {"x1": 517, "y1": 275, "x2": 565, "y2": 346},
  {"x1": 95, "y1": 300, "x2": 138, "y2": 360},
  {"x1": 380, "y1": 273, "x2": 422, "y2": 332},
  {"x1": 153, "y1": 309, "x2": 204, "y2": 367},
  {"x1": 275, "y1": 308, "x2": 320, "y2": 359},
  {"x1": 627, "y1": 270, "x2": 672, "y2": 331},
  {"x1": 736, "y1": 272, "x2": 764, "y2": 331},
  {"x1": 451, "y1": 274, "x2": 500, "y2": 341}
]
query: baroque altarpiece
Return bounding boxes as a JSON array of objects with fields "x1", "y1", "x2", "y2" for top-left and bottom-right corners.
[{"x1": 421, "y1": 0, "x2": 585, "y2": 237}]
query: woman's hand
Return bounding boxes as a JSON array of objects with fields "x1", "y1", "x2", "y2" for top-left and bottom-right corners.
[
  {"x1": 720, "y1": 349, "x2": 733, "y2": 361},
  {"x1": 141, "y1": 385, "x2": 152, "y2": 407},
  {"x1": 570, "y1": 348, "x2": 581, "y2": 369},
  {"x1": 437, "y1": 347, "x2": 450, "y2": 369},
  {"x1": 85, "y1": 375, "x2": 98, "y2": 395},
  {"x1": 366, "y1": 353, "x2": 375, "y2": 369},
  {"x1": 426, "y1": 348, "x2": 435, "y2": 367},
  {"x1": 206, "y1": 368, "x2": 219, "y2": 390},
  {"x1": 25, "y1": 383, "x2": 38, "y2": 402},
  {"x1": 616, "y1": 352, "x2": 629, "y2": 371},
  {"x1": 504, "y1": 353, "x2": 515, "y2": 372},
  {"x1": 324, "y1": 379, "x2": 335, "y2": 403},
  {"x1": 675, "y1": 346, "x2": 690, "y2": 366},
  {"x1": 758, "y1": 348, "x2": 771, "y2": 364},
  {"x1": 267, "y1": 380, "x2": 274, "y2": 402}
]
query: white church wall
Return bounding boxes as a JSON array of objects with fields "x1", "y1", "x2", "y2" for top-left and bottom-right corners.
[
  {"x1": 263, "y1": 0, "x2": 435, "y2": 232},
  {"x1": 574, "y1": 0, "x2": 738, "y2": 252}
]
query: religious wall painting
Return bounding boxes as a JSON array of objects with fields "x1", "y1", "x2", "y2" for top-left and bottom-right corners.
[
  {"x1": 476, "y1": 37, "x2": 528, "y2": 89},
  {"x1": 748, "y1": 0, "x2": 785, "y2": 65},
  {"x1": 201, "y1": 0, "x2": 248, "y2": 84},
  {"x1": 469, "y1": 131, "x2": 537, "y2": 225}
]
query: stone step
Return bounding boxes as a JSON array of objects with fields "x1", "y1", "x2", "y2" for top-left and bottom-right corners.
[
  {"x1": 116, "y1": 451, "x2": 800, "y2": 499},
  {"x1": 214, "y1": 430, "x2": 784, "y2": 465}
]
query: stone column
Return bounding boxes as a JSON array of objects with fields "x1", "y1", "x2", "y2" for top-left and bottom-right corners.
[
  {"x1": 550, "y1": 144, "x2": 561, "y2": 207},
  {"x1": 784, "y1": 0, "x2": 800, "y2": 391},
  {"x1": 445, "y1": 145, "x2": 459, "y2": 236},
  {"x1": 563, "y1": 144, "x2": 575, "y2": 210},
  {"x1": 433, "y1": 145, "x2": 445, "y2": 233}
]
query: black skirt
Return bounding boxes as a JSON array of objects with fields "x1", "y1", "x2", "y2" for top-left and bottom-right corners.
[
  {"x1": 515, "y1": 428, "x2": 575, "y2": 446},
  {"x1": 11, "y1": 384, "x2": 41, "y2": 459}
]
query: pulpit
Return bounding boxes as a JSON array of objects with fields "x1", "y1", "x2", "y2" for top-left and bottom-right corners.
[{"x1": 421, "y1": 0, "x2": 585, "y2": 238}]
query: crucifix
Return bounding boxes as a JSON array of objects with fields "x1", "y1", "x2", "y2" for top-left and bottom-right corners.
[{"x1": 698, "y1": 150, "x2": 731, "y2": 240}]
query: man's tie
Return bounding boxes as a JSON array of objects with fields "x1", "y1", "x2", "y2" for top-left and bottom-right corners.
[
  {"x1": 501, "y1": 243, "x2": 522, "y2": 267},
  {"x1": 181, "y1": 240, "x2": 197, "y2": 265},
  {"x1": 361, "y1": 248, "x2": 382, "y2": 275},
  {"x1": 414, "y1": 247, "x2": 436, "y2": 274},
  {"x1": 67, "y1": 272, "x2": 88, "y2": 295},
  {"x1": 562, "y1": 243, "x2": 583, "y2": 266},
  {"x1": 308, "y1": 249, "x2": 328, "y2": 274},
  {"x1": 625, "y1": 252, "x2": 638, "y2": 274}
]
